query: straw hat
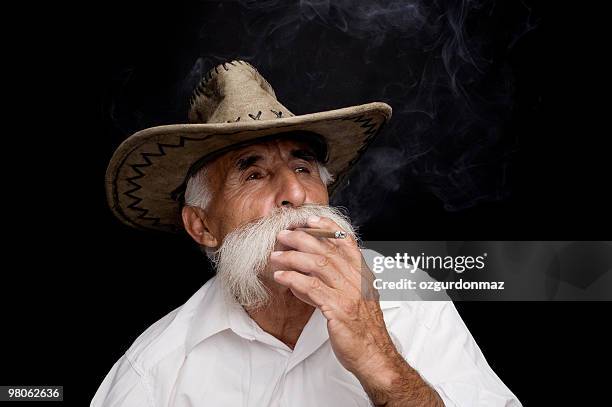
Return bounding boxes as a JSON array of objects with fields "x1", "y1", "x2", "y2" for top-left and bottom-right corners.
[{"x1": 106, "y1": 60, "x2": 392, "y2": 233}]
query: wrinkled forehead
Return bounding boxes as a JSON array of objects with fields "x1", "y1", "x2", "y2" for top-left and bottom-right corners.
[{"x1": 223, "y1": 137, "x2": 317, "y2": 163}]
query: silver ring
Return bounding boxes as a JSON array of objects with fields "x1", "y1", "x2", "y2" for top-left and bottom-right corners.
[{"x1": 334, "y1": 230, "x2": 347, "y2": 239}]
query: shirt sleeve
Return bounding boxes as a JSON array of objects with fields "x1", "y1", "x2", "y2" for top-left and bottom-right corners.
[
  {"x1": 394, "y1": 301, "x2": 522, "y2": 407},
  {"x1": 91, "y1": 355, "x2": 152, "y2": 407}
]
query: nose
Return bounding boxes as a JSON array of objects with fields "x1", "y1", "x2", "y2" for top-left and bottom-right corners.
[{"x1": 274, "y1": 168, "x2": 307, "y2": 208}]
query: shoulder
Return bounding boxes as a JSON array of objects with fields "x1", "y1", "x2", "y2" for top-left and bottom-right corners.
[
  {"x1": 382, "y1": 300, "x2": 452, "y2": 330},
  {"x1": 92, "y1": 279, "x2": 218, "y2": 406},
  {"x1": 381, "y1": 301, "x2": 461, "y2": 362},
  {"x1": 124, "y1": 278, "x2": 216, "y2": 373}
]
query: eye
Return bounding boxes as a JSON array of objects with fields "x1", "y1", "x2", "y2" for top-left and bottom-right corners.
[
  {"x1": 295, "y1": 166, "x2": 311, "y2": 174},
  {"x1": 246, "y1": 171, "x2": 263, "y2": 181}
]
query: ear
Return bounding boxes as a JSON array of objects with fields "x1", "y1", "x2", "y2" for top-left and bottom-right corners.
[{"x1": 182, "y1": 206, "x2": 218, "y2": 249}]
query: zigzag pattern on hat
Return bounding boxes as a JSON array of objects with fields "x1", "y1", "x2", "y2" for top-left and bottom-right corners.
[
  {"x1": 343, "y1": 115, "x2": 379, "y2": 166},
  {"x1": 122, "y1": 135, "x2": 202, "y2": 231}
]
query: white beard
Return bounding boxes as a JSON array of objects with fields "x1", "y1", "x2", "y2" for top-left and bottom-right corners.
[{"x1": 211, "y1": 204, "x2": 357, "y2": 309}]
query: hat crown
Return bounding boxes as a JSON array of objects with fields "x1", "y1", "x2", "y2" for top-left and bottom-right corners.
[{"x1": 188, "y1": 60, "x2": 294, "y2": 124}]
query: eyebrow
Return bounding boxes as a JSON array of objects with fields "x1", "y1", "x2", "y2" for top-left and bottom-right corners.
[
  {"x1": 235, "y1": 154, "x2": 263, "y2": 172},
  {"x1": 291, "y1": 148, "x2": 317, "y2": 162},
  {"x1": 233, "y1": 147, "x2": 317, "y2": 172}
]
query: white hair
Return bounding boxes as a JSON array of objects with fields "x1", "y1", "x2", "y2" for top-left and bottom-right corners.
[{"x1": 184, "y1": 162, "x2": 334, "y2": 210}]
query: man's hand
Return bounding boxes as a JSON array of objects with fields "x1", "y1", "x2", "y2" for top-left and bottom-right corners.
[{"x1": 270, "y1": 215, "x2": 444, "y2": 407}]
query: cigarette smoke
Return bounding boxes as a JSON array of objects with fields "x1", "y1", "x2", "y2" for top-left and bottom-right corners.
[{"x1": 109, "y1": 0, "x2": 539, "y2": 228}]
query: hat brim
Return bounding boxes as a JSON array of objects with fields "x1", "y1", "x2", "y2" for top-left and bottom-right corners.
[{"x1": 106, "y1": 102, "x2": 392, "y2": 233}]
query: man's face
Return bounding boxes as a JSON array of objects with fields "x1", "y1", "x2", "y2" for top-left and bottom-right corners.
[
  {"x1": 204, "y1": 138, "x2": 330, "y2": 244},
  {"x1": 182, "y1": 136, "x2": 356, "y2": 308}
]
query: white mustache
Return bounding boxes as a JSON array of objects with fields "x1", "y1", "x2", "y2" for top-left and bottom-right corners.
[{"x1": 211, "y1": 204, "x2": 357, "y2": 309}]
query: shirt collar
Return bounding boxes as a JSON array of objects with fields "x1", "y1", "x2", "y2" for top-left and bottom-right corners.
[{"x1": 185, "y1": 276, "x2": 247, "y2": 353}]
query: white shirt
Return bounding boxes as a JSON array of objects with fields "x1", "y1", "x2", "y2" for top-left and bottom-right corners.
[{"x1": 92, "y1": 272, "x2": 521, "y2": 406}]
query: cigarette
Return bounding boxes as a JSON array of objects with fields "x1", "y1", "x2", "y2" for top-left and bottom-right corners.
[{"x1": 293, "y1": 228, "x2": 347, "y2": 239}]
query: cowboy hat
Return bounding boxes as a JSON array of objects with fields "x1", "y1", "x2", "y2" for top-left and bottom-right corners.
[{"x1": 105, "y1": 60, "x2": 392, "y2": 233}]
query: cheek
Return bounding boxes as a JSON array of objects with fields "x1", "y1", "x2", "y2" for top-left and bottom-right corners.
[
  {"x1": 219, "y1": 188, "x2": 274, "y2": 231},
  {"x1": 305, "y1": 179, "x2": 329, "y2": 204}
]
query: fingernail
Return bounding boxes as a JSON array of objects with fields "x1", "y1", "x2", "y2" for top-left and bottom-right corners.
[
  {"x1": 308, "y1": 215, "x2": 320, "y2": 223},
  {"x1": 274, "y1": 270, "x2": 285, "y2": 279},
  {"x1": 278, "y1": 230, "x2": 290, "y2": 236},
  {"x1": 271, "y1": 251, "x2": 282, "y2": 257}
]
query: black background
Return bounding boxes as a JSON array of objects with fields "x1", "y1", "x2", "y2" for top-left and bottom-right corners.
[{"x1": 2, "y1": 1, "x2": 610, "y2": 406}]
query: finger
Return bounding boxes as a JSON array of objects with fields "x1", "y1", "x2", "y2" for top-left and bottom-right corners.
[
  {"x1": 306, "y1": 215, "x2": 358, "y2": 247},
  {"x1": 305, "y1": 216, "x2": 363, "y2": 273},
  {"x1": 270, "y1": 250, "x2": 344, "y2": 288},
  {"x1": 273, "y1": 270, "x2": 333, "y2": 308},
  {"x1": 277, "y1": 229, "x2": 340, "y2": 256}
]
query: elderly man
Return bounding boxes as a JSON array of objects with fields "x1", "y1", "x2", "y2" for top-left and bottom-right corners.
[{"x1": 94, "y1": 60, "x2": 521, "y2": 406}]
